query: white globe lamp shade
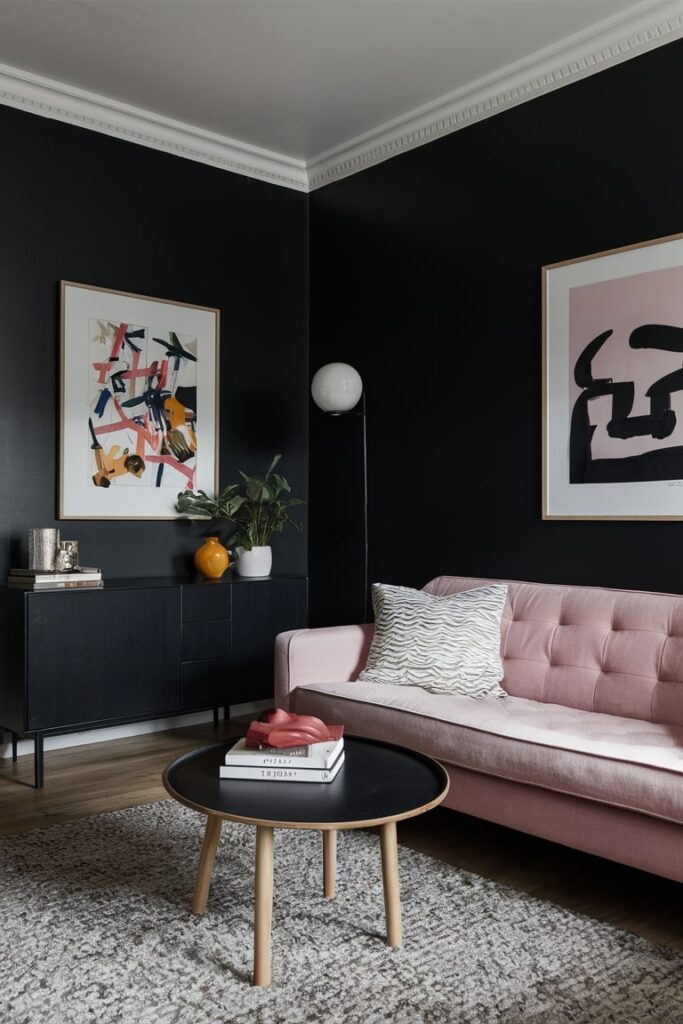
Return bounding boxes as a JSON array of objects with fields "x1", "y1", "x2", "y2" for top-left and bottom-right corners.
[{"x1": 311, "y1": 363, "x2": 363, "y2": 413}]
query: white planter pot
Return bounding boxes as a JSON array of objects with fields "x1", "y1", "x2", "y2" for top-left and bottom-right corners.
[{"x1": 235, "y1": 545, "x2": 273, "y2": 578}]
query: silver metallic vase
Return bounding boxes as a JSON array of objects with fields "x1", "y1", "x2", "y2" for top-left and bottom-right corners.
[{"x1": 28, "y1": 528, "x2": 60, "y2": 572}]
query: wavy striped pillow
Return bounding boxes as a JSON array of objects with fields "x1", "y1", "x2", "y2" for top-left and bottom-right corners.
[{"x1": 359, "y1": 583, "x2": 508, "y2": 698}]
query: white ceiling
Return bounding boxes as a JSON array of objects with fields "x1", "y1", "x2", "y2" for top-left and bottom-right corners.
[{"x1": 0, "y1": 0, "x2": 680, "y2": 188}]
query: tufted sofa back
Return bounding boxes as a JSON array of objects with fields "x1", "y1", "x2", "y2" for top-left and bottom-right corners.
[{"x1": 422, "y1": 576, "x2": 683, "y2": 726}]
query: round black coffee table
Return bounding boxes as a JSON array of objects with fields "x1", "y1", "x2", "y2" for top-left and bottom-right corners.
[{"x1": 163, "y1": 736, "x2": 449, "y2": 987}]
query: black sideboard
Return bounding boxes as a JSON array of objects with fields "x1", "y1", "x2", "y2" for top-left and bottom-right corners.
[{"x1": 0, "y1": 574, "x2": 307, "y2": 787}]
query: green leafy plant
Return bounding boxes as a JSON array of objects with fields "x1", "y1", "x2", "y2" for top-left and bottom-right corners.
[{"x1": 176, "y1": 454, "x2": 303, "y2": 550}]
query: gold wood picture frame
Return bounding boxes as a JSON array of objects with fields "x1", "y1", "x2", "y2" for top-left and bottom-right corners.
[
  {"x1": 542, "y1": 231, "x2": 683, "y2": 520},
  {"x1": 60, "y1": 281, "x2": 220, "y2": 520}
]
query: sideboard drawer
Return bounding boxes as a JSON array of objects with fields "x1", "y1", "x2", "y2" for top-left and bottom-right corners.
[
  {"x1": 181, "y1": 583, "x2": 231, "y2": 623},
  {"x1": 181, "y1": 619, "x2": 230, "y2": 662},
  {"x1": 182, "y1": 660, "x2": 231, "y2": 707}
]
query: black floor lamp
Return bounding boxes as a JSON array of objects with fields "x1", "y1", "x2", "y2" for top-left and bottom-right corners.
[{"x1": 311, "y1": 362, "x2": 369, "y2": 622}]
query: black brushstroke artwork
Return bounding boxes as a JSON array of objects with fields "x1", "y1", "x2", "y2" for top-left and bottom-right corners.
[
  {"x1": 152, "y1": 332, "x2": 197, "y2": 369},
  {"x1": 630, "y1": 325, "x2": 683, "y2": 351},
  {"x1": 570, "y1": 324, "x2": 683, "y2": 483}
]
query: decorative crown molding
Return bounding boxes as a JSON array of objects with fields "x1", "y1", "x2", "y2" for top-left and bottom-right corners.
[
  {"x1": 0, "y1": 60, "x2": 308, "y2": 192},
  {"x1": 0, "y1": 2, "x2": 681, "y2": 193},
  {"x1": 306, "y1": 0, "x2": 683, "y2": 191}
]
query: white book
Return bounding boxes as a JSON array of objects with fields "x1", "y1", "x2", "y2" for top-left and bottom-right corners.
[
  {"x1": 8, "y1": 572, "x2": 102, "y2": 584},
  {"x1": 10, "y1": 567, "x2": 101, "y2": 579},
  {"x1": 7, "y1": 579, "x2": 104, "y2": 590},
  {"x1": 219, "y1": 752, "x2": 345, "y2": 784},
  {"x1": 224, "y1": 735, "x2": 344, "y2": 770}
]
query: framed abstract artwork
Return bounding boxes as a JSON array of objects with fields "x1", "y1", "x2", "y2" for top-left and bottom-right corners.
[
  {"x1": 543, "y1": 232, "x2": 683, "y2": 520},
  {"x1": 60, "y1": 282, "x2": 219, "y2": 519}
]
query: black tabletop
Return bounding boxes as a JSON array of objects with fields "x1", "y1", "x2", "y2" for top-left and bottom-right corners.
[{"x1": 163, "y1": 737, "x2": 449, "y2": 828}]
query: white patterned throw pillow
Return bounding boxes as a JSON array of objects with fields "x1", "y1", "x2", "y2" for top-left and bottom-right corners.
[{"x1": 359, "y1": 583, "x2": 508, "y2": 698}]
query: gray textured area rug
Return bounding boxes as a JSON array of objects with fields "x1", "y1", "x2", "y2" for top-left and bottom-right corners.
[{"x1": 1, "y1": 802, "x2": 681, "y2": 1024}]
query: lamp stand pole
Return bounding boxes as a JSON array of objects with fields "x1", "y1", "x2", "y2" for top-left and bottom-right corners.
[
  {"x1": 360, "y1": 393, "x2": 369, "y2": 623},
  {"x1": 329, "y1": 394, "x2": 369, "y2": 622},
  {"x1": 310, "y1": 363, "x2": 369, "y2": 622}
]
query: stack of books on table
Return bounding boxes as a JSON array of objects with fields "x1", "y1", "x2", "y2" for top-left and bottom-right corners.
[
  {"x1": 7, "y1": 568, "x2": 103, "y2": 591},
  {"x1": 220, "y1": 731, "x2": 345, "y2": 783}
]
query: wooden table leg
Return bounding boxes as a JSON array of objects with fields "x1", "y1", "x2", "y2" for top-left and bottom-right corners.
[
  {"x1": 323, "y1": 829, "x2": 337, "y2": 899},
  {"x1": 380, "y1": 821, "x2": 402, "y2": 947},
  {"x1": 253, "y1": 825, "x2": 275, "y2": 987},
  {"x1": 192, "y1": 815, "x2": 222, "y2": 915}
]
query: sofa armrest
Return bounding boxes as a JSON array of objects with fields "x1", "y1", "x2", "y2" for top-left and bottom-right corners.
[{"x1": 274, "y1": 624, "x2": 374, "y2": 710}]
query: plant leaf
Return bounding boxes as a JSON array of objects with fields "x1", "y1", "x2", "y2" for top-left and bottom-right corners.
[{"x1": 265, "y1": 454, "x2": 281, "y2": 478}]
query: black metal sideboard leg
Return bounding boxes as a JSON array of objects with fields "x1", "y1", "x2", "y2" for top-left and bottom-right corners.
[
  {"x1": 212, "y1": 708, "x2": 219, "y2": 728},
  {"x1": 34, "y1": 733, "x2": 44, "y2": 789},
  {"x1": 223, "y1": 705, "x2": 230, "y2": 721},
  {"x1": 11, "y1": 732, "x2": 17, "y2": 762}
]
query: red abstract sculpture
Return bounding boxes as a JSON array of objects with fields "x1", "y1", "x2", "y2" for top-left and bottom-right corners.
[{"x1": 245, "y1": 708, "x2": 343, "y2": 749}]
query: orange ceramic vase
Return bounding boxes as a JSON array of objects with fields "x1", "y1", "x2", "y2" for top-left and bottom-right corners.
[{"x1": 194, "y1": 536, "x2": 230, "y2": 579}]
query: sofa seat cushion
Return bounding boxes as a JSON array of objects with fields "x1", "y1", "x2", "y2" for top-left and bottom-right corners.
[{"x1": 292, "y1": 681, "x2": 683, "y2": 825}]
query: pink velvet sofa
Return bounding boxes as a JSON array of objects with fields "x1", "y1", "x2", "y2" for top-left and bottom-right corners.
[{"x1": 275, "y1": 576, "x2": 683, "y2": 883}]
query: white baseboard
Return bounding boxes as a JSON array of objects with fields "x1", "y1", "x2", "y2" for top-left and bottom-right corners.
[{"x1": 0, "y1": 699, "x2": 271, "y2": 762}]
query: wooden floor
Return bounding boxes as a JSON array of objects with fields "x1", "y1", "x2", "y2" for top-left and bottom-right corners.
[{"x1": 1, "y1": 719, "x2": 681, "y2": 953}]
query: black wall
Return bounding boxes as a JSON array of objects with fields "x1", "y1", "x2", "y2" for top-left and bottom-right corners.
[
  {"x1": 5, "y1": 38, "x2": 683, "y2": 613},
  {"x1": 0, "y1": 105, "x2": 308, "y2": 579},
  {"x1": 309, "y1": 39, "x2": 683, "y2": 626}
]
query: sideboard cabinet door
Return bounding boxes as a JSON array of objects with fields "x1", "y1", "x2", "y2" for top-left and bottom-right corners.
[
  {"x1": 230, "y1": 578, "x2": 308, "y2": 704},
  {"x1": 26, "y1": 588, "x2": 182, "y2": 731}
]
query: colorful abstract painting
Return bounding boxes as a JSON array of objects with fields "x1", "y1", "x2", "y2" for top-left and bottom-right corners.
[
  {"x1": 61, "y1": 283, "x2": 218, "y2": 519},
  {"x1": 543, "y1": 233, "x2": 683, "y2": 519}
]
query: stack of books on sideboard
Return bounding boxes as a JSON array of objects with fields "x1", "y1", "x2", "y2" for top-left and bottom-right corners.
[
  {"x1": 7, "y1": 568, "x2": 103, "y2": 591},
  {"x1": 220, "y1": 711, "x2": 345, "y2": 783}
]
